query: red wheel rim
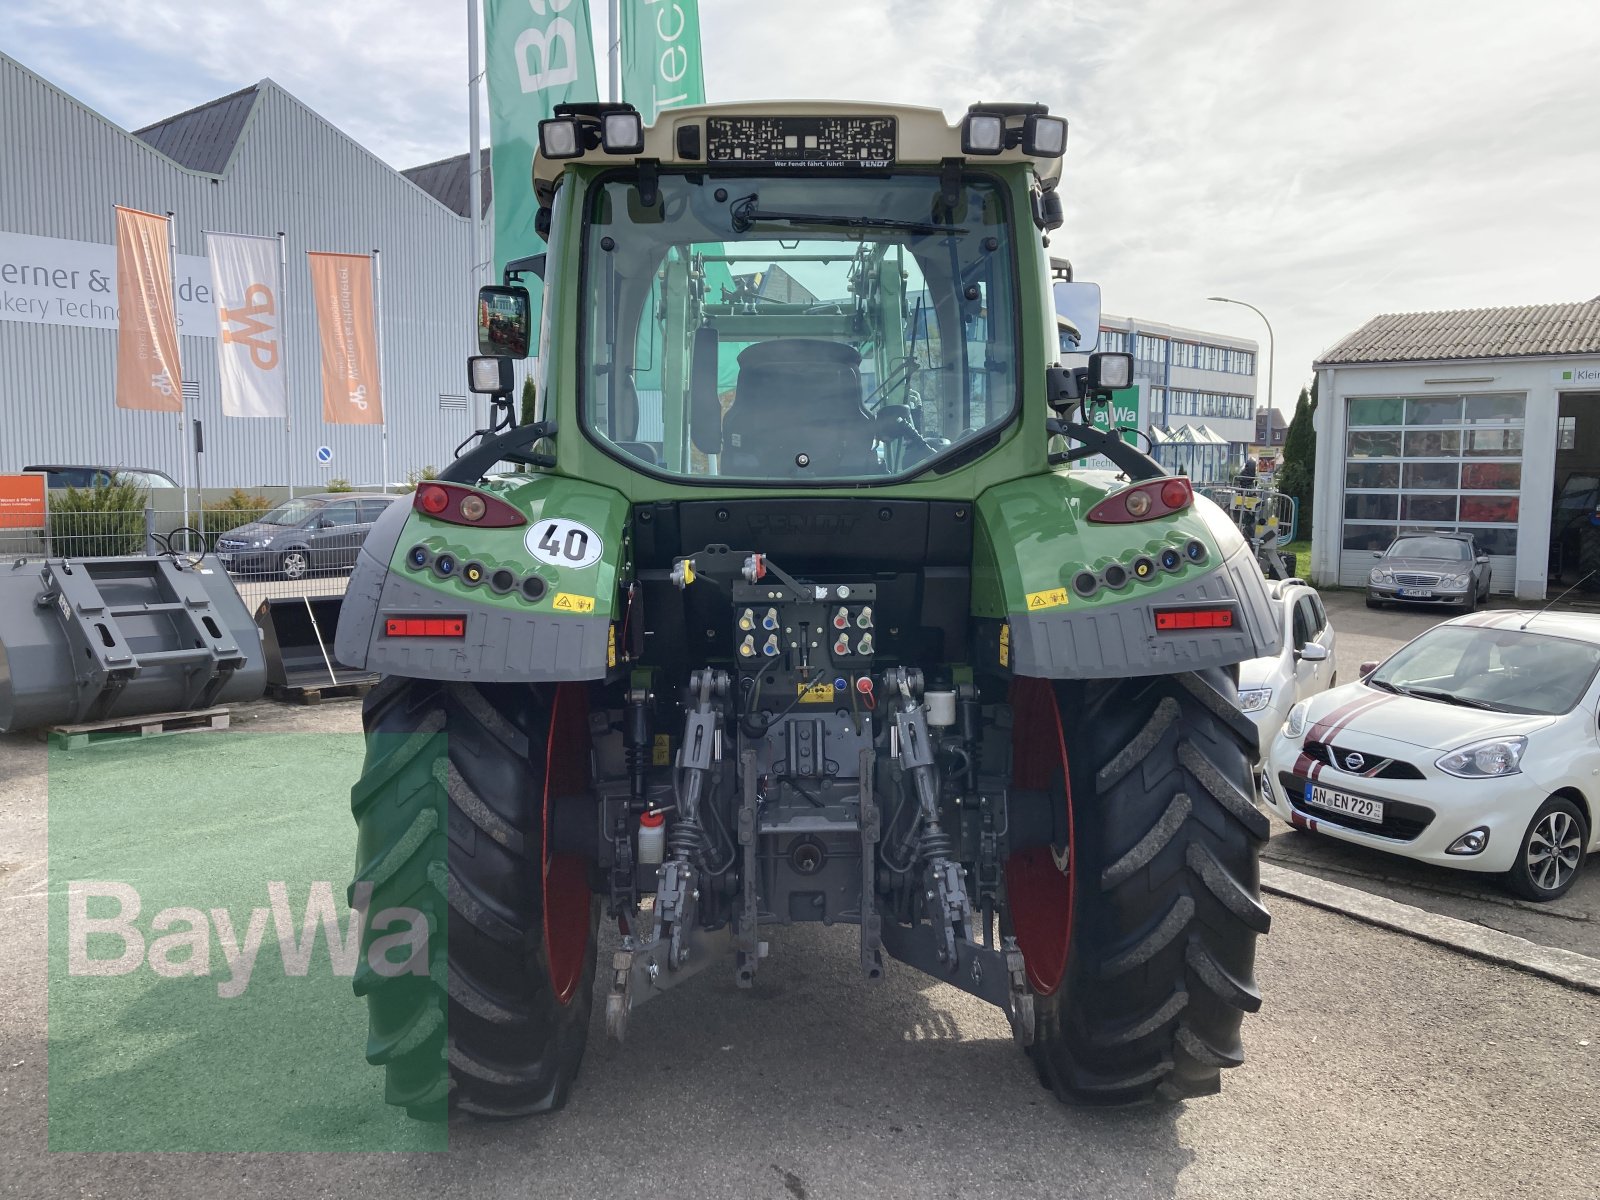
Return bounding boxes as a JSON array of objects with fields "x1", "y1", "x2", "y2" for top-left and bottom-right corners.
[
  {"x1": 543, "y1": 683, "x2": 591, "y2": 1005},
  {"x1": 1005, "y1": 676, "x2": 1075, "y2": 996}
]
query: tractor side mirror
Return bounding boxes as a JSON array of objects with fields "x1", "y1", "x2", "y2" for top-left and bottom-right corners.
[
  {"x1": 1053, "y1": 281, "x2": 1101, "y2": 354},
  {"x1": 477, "y1": 285, "x2": 531, "y2": 358}
]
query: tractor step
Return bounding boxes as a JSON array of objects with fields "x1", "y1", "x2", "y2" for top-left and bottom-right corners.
[{"x1": 38, "y1": 706, "x2": 231, "y2": 750}]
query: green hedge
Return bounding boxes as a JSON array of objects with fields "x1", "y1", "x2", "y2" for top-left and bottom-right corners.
[{"x1": 47, "y1": 479, "x2": 148, "y2": 557}]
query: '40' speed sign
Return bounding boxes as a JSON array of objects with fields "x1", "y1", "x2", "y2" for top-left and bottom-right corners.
[{"x1": 524, "y1": 518, "x2": 603, "y2": 569}]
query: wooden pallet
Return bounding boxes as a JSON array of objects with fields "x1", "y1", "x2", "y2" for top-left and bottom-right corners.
[
  {"x1": 40, "y1": 706, "x2": 230, "y2": 750},
  {"x1": 266, "y1": 676, "x2": 377, "y2": 705}
]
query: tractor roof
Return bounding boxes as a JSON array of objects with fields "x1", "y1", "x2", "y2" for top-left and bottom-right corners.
[{"x1": 530, "y1": 100, "x2": 1064, "y2": 202}]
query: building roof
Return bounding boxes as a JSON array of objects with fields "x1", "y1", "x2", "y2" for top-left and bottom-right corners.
[
  {"x1": 1254, "y1": 409, "x2": 1289, "y2": 444},
  {"x1": 133, "y1": 85, "x2": 260, "y2": 174},
  {"x1": 1317, "y1": 300, "x2": 1600, "y2": 366},
  {"x1": 401, "y1": 150, "x2": 492, "y2": 218}
]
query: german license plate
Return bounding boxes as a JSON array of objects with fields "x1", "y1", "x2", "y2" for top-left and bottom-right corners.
[
  {"x1": 1396, "y1": 588, "x2": 1432, "y2": 599},
  {"x1": 1303, "y1": 783, "x2": 1384, "y2": 824}
]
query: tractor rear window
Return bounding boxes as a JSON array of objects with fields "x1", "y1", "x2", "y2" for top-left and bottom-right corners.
[{"x1": 579, "y1": 171, "x2": 1019, "y2": 482}]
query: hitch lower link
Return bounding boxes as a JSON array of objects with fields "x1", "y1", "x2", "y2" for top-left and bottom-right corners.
[
  {"x1": 607, "y1": 670, "x2": 733, "y2": 1043},
  {"x1": 879, "y1": 667, "x2": 1034, "y2": 1046}
]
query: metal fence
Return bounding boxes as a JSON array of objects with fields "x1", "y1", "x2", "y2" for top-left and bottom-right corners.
[{"x1": 0, "y1": 500, "x2": 399, "y2": 604}]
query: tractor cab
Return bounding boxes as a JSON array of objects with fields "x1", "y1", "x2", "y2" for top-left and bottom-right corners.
[{"x1": 468, "y1": 100, "x2": 1132, "y2": 492}]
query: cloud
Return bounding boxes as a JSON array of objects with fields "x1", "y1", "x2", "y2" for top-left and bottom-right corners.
[{"x1": 8, "y1": 0, "x2": 1600, "y2": 405}]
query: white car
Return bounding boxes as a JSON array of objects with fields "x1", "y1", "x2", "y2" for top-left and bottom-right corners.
[
  {"x1": 1264, "y1": 610, "x2": 1600, "y2": 900},
  {"x1": 1238, "y1": 579, "x2": 1337, "y2": 758}
]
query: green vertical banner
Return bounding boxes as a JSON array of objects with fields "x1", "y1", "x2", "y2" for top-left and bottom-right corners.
[
  {"x1": 620, "y1": 2, "x2": 736, "y2": 386},
  {"x1": 620, "y1": 0, "x2": 706, "y2": 117},
  {"x1": 485, "y1": 0, "x2": 600, "y2": 302}
]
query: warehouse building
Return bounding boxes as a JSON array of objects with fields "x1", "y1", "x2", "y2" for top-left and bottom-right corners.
[
  {"x1": 1096, "y1": 314, "x2": 1260, "y2": 483},
  {"x1": 1312, "y1": 301, "x2": 1600, "y2": 599},
  {"x1": 0, "y1": 52, "x2": 480, "y2": 491}
]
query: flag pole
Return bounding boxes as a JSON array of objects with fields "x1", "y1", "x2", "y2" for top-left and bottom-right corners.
[
  {"x1": 278, "y1": 231, "x2": 292, "y2": 499},
  {"x1": 373, "y1": 249, "x2": 390, "y2": 493},
  {"x1": 467, "y1": 0, "x2": 486, "y2": 298},
  {"x1": 608, "y1": 0, "x2": 621, "y2": 102},
  {"x1": 165, "y1": 210, "x2": 190, "y2": 519}
]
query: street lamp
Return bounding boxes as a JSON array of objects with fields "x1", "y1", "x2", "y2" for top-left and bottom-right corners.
[{"x1": 1208, "y1": 296, "x2": 1274, "y2": 475}]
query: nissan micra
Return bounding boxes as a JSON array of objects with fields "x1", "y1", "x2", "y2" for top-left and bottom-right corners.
[{"x1": 1264, "y1": 610, "x2": 1600, "y2": 900}]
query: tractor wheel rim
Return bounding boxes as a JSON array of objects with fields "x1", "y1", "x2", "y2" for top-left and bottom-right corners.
[
  {"x1": 1527, "y1": 811, "x2": 1580, "y2": 893},
  {"x1": 543, "y1": 682, "x2": 592, "y2": 1005},
  {"x1": 1004, "y1": 676, "x2": 1075, "y2": 996}
]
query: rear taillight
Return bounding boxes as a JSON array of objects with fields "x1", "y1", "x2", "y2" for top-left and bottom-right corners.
[
  {"x1": 385, "y1": 616, "x2": 467, "y2": 637},
  {"x1": 1086, "y1": 477, "x2": 1193, "y2": 524},
  {"x1": 413, "y1": 482, "x2": 525, "y2": 527}
]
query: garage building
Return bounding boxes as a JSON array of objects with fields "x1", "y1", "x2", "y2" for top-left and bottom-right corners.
[
  {"x1": 0, "y1": 52, "x2": 480, "y2": 491},
  {"x1": 1311, "y1": 302, "x2": 1600, "y2": 600}
]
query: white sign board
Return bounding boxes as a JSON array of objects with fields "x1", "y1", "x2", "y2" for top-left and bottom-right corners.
[
  {"x1": 0, "y1": 229, "x2": 219, "y2": 337},
  {"x1": 1554, "y1": 365, "x2": 1600, "y2": 387}
]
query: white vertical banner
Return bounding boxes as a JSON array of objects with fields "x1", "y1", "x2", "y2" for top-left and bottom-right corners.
[{"x1": 206, "y1": 231, "x2": 287, "y2": 419}]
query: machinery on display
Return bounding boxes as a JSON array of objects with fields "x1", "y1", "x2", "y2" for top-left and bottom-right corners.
[
  {"x1": 334, "y1": 100, "x2": 1282, "y2": 1119},
  {"x1": 1201, "y1": 477, "x2": 1300, "y2": 581}
]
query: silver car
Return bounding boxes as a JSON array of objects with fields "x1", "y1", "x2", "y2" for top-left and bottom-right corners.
[
  {"x1": 1367, "y1": 531, "x2": 1491, "y2": 610},
  {"x1": 1238, "y1": 578, "x2": 1337, "y2": 758}
]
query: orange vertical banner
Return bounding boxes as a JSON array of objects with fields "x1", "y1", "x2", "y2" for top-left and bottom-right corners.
[
  {"x1": 307, "y1": 251, "x2": 383, "y2": 425},
  {"x1": 114, "y1": 206, "x2": 183, "y2": 411}
]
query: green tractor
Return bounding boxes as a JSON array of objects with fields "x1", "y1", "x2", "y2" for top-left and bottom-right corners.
[{"x1": 335, "y1": 100, "x2": 1280, "y2": 1119}]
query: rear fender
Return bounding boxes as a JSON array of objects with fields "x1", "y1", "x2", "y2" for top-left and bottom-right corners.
[
  {"x1": 334, "y1": 475, "x2": 629, "y2": 681},
  {"x1": 972, "y1": 472, "x2": 1281, "y2": 678}
]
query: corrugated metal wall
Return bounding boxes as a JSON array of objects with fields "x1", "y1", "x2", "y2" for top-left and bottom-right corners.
[{"x1": 0, "y1": 54, "x2": 485, "y2": 490}]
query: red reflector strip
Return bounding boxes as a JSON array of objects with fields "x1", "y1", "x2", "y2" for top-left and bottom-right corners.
[
  {"x1": 1154, "y1": 608, "x2": 1235, "y2": 631},
  {"x1": 385, "y1": 617, "x2": 466, "y2": 637}
]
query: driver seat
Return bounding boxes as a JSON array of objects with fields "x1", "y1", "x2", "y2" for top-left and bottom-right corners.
[{"x1": 719, "y1": 340, "x2": 878, "y2": 477}]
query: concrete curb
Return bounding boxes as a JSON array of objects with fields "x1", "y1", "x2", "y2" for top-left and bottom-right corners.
[{"x1": 1260, "y1": 862, "x2": 1600, "y2": 996}]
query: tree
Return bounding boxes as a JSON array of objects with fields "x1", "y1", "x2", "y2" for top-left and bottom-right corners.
[
  {"x1": 519, "y1": 376, "x2": 537, "y2": 426},
  {"x1": 1277, "y1": 378, "x2": 1318, "y2": 537}
]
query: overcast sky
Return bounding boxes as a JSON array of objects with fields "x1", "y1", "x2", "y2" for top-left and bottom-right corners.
[{"x1": 10, "y1": 0, "x2": 1599, "y2": 412}]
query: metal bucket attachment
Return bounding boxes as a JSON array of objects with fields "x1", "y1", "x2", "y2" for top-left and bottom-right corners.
[
  {"x1": 0, "y1": 555, "x2": 267, "y2": 733},
  {"x1": 255, "y1": 594, "x2": 376, "y2": 695}
]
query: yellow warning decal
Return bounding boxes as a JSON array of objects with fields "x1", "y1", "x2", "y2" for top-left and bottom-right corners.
[
  {"x1": 652, "y1": 733, "x2": 671, "y2": 766},
  {"x1": 999, "y1": 622, "x2": 1010, "y2": 667},
  {"x1": 552, "y1": 592, "x2": 596, "y2": 614},
  {"x1": 797, "y1": 681, "x2": 836, "y2": 703},
  {"x1": 607, "y1": 625, "x2": 617, "y2": 667},
  {"x1": 1025, "y1": 587, "x2": 1069, "y2": 612}
]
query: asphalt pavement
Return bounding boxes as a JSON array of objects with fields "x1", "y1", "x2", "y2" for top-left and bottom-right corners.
[
  {"x1": 4, "y1": 613, "x2": 1600, "y2": 1197},
  {"x1": 1262, "y1": 590, "x2": 1600, "y2": 959}
]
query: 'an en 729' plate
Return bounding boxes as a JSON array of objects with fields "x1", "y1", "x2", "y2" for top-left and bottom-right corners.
[{"x1": 1303, "y1": 783, "x2": 1385, "y2": 824}]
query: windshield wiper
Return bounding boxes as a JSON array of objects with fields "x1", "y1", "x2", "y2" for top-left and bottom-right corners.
[
  {"x1": 1393, "y1": 685, "x2": 1498, "y2": 710},
  {"x1": 730, "y1": 197, "x2": 965, "y2": 237},
  {"x1": 1365, "y1": 677, "x2": 1400, "y2": 694}
]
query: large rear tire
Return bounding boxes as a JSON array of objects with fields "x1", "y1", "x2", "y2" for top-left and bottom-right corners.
[
  {"x1": 350, "y1": 677, "x2": 599, "y2": 1120},
  {"x1": 1005, "y1": 671, "x2": 1269, "y2": 1105}
]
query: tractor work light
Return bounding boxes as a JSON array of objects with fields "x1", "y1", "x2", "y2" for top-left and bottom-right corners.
[
  {"x1": 539, "y1": 117, "x2": 584, "y2": 159},
  {"x1": 602, "y1": 111, "x2": 645, "y2": 154},
  {"x1": 1022, "y1": 114, "x2": 1068, "y2": 157},
  {"x1": 961, "y1": 113, "x2": 1005, "y2": 155},
  {"x1": 1088, "y1": 352, "x2": 1133, "y2": 391},
  {"x1": 469, "y1": 355, "x2": 515, "y2": 394}
]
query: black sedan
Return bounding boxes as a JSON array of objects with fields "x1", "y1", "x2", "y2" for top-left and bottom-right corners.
[
  {"x1": 213, "y1": 493, "x2": 400, "y2": 581},
  {"x1": 1367, "y1": 532, "x2": 1492, "y2": 610}
]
